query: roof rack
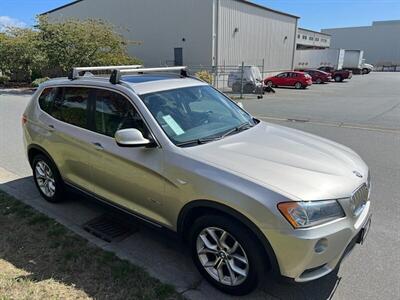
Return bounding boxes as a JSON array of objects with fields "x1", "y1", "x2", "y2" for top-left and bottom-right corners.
[
  {"x1": 68, "y1": 65, "x2": 143, "y2": 80},
  {"x1": 110, "y1": 66, "x2": 188, "y2": 84}
]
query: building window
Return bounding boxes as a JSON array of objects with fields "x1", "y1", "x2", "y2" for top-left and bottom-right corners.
[
  {"x1": 302, "y1": 35, "x2": 307, "y2": 40},
  {"x1": 309, "y1": 37, "x2": 314, "y2": 41},
  {"x1": 297, "y1": 34, "x2": 300, "y2": 39},
  {"x1": 315, "y1": 37, "x2": 319, "y2": 41}
]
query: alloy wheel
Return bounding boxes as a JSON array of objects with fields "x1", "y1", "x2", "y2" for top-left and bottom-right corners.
[
  {"x1": 196, "y1": 227, "x2": 249, "y2": 286},
  {"x1": 34, "y1": 160, "x2": 56, "y2": 197}
]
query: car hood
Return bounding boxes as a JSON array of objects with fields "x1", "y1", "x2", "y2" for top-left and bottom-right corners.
[{"x1": 183, "y1": 122, "x2": 368, "y2": 201}]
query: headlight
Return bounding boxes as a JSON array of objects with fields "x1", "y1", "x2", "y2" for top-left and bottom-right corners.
[{"x1": 278, "y1": 200, "x2": 345, "y2": 229}]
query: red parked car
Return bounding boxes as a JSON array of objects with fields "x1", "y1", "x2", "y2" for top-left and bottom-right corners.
[
  {"x1": 318, "y1": 66, "x2": 352, "y2": 82},
  {"x1": 264, "y1": 71, "x2": 312, "y2": 89},
  {"x1": 304, "y1": 69, "x2": 332, "y2": 84}
]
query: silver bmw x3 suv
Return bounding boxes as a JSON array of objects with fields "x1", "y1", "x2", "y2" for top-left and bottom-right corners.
[{"x1": 23, "y1": 66, "x2": 372, "y2": 295}]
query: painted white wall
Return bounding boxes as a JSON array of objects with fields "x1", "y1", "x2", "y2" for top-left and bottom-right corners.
[
  {"x1": 217, "y1": 0, "x2": 297, "y2": 71},
  {"x1": 322, "y1": 21, "x2": 400, "y2": 66},
  {"x1": 296, "y1": 28, "x2": 330, "y2": 49},
  {"x1": 47, "y1": 0, "x2": 214, "y2": 66}
]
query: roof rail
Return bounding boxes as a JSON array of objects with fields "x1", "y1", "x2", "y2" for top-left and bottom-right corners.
[
  {"x1": 68, "y1": 65, "x2": 143, "y2": 80},
  {"x1": 110, "y1": 66, "x2": 188, "y2": 84}
]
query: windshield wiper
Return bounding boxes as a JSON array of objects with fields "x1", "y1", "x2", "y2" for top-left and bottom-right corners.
[
  {"x1": 220, "y1": 122, "x2": 253, "y2": 139},
  {"x1": 176, "y1": 122, "x2": 253, "y2": 147},
  {"x1": 176, "y1": 137, "x2": 219, "y2": 147}
]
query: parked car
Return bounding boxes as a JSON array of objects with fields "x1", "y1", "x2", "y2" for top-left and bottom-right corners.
[
  {"x1": 304, "y1": 69, "x2": 332, "y2": 84},
  {"x1": 318, "y1": 66, "x2": 352, "y2": 82},
  {"x1": 264, "y1": 71, "x2": 312, "y2": 89},
  {"x1": 23, "y1": 66, "x2": 372, "y2": 296},
  {"x1": 227, "y1": 65, "x2": 264, "y2": 94}
]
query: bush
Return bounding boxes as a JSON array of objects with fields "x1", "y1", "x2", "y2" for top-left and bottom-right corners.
[
  {"x1": 31, "y1": 77, "x2": 50, "y2": 87},
  {"x1": 195, "y1": 70, "x2": 213, "y2": 84},
  {"x1": 0, "y1": 75, "x2": 11, "y2": 85}
]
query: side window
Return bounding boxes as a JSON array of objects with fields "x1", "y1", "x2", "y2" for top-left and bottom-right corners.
[
  {"x1": 38, "y1": 87, "x2": 58, "y2": 114},
  {"x1": 94, "y1": 89, "x2": 147, "y2": 138},
  {"x1": 277, "y1": 73, "x2": 287, "y2": 78},
  {"x1": 51, "y1": 87, "x2": 90, "y2": 129}
]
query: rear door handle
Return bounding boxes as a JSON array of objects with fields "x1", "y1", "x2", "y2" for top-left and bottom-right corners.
[
  {"x1": 92, "y1": 142, "x2": 104, "y2": 151},
  {"x1": 48, "y1": 124, "x2": 55, "y2": 132}
]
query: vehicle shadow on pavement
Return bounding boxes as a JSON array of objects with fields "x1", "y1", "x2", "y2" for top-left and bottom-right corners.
[{"x1": 0, "y1": 176, "x2": 342, "y2": 300}]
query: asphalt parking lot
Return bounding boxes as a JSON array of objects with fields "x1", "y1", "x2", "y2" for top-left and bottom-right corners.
[{"x1": 0, "y1": 72, "x2": 399, "y2": 299}]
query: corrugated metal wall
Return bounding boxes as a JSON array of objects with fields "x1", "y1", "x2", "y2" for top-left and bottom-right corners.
[
  {"x1": 47, "y1": 0, "x2": 214, "y2": 67},
  {"x1": 217, "y1": 0, "x2": 297, "y2": 72}
]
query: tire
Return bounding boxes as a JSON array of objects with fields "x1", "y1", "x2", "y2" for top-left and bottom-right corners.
[
  {"x1": 316, "y1": 78, "x2": 322, "y2": 84},
  {"x1": 294, "y1": 82, "x2": 302, "y2": 89},
  {"x1": 362, "y1": 68, "x2": 370, "y2": 75},
  {"x1": 32, "y1": 154, "x2": 65, "y2": 203},
  {"x1": 232, "y1": 82, "x2": 242, "y2": 93},
  {"x1": 243, "y1": 83, "x2": 255, "y2": 94},
  {"x1": 334, "y1": 75, "x2": 343, "y2": 82},
  {"x1": 266, "y1": 80, "x2": 273, "y2": 87},
  {"x1": 189, "y1": 214, "x2": 265, "y2": 295}
]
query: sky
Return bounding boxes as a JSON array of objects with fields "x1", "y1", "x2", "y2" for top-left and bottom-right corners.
[{"x1": 1, "y1": 0, "x2": 400, "y2": 31}]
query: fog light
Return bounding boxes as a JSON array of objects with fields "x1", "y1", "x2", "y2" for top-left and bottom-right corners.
[{"x1": 314, "y1": 238, "x2": 328, "y2": 253}]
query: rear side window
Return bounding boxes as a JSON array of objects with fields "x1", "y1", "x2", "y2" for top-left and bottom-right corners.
[
  {"x1": 94, "y1": 89, "x2": 147, "y2": 138},
  {"x1": 38, "y1": 88, "x2": 58, "y2": 114},
  {"x1": 51, "y1": 87, "x2": 91, "y2": 129}
]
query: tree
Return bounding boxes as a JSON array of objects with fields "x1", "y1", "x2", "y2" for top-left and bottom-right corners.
[
  {"x1": 0, "y1": 28, "x2": 46, "y2": 81},
  {"x1": 0, "y1": 17, "x2": 141, "y2": 82},
  {"x1": 36, "y1": 16, "x2": 141, "y2": 76}
]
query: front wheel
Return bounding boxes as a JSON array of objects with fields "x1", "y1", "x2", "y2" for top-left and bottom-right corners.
[
  {"x1": 32, "y1": 154, "x2": 65, "y2": 203},
  {"x1": 294, "y1": 82, "x2": 302, "y2": 89},
  {"x1": 189, "y1": 215, "x2": 265, "y2": 295},
  {"x1": 316, "y1": 78, "x2": 322, "y2": 84},
  {"x1": 362, "y1": 68, "x2": 370, "y2": 74}
]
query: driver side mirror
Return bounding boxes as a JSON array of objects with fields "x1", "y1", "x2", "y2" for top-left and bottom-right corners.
[{"x1": 115, "y1": 128, "x2": 156, "y2": 148}]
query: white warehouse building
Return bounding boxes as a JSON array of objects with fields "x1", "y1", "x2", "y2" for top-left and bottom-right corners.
[
  {"x1": 322, "y1": 20, "x2": 400, "y2": 67},
  {"x1": 43, "y1": 0, "x2": 299, "y2": 72}
]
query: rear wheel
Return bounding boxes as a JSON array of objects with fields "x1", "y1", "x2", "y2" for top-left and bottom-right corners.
[
  {"x1": 316, "y1": 78, "x2": 322, "y2": 84},
  {"x1": 294, "y1": 82, "x2": 302, "y2": 89},
  {"x1": 189, "y1": 215, "x2": 265, "y2": 295},
  {"x1": 232, "y1": 82, "x2": 242, "y2": 93},
  {"x1": 32, "y1": 154, "x2": 65, "y2": 203},
  {"x1": 334, "y1": 75, "x2": 343, "y2": 82}
]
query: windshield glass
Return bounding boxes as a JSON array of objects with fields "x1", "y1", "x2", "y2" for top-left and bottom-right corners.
[{"x1": 140, "y1": 85, "x2": 255, "y2": 146}]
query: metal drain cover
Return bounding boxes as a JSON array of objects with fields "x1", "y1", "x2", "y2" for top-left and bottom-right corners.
[{"x1": 83, "y1": 214, "x2": 137, "y2": 242}]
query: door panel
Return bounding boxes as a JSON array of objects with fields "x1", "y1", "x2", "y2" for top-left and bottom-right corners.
[
  {"x1": 89, "y1": 89, "x2": 169, "y2": 226},
  {"x1": 174, "y1": 48, "x2": 183, "y2": 66},
  {"x1": 43, "y1": 87, "x2": 95, "y2": 190}
]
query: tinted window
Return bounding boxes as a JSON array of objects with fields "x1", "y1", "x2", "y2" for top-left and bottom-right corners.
[
  {"x1": 51, "y1": 87, "x2": 90, "y2": 129},
  {"x1": 94, "y1": 89, "x2": 147, "y2": 138},
  {"x1": 276, "y1": 73, "x2": 287, "y2": 78},
  {"x1": 38, "y1": 87, "x2": 58, "y2": 114}
]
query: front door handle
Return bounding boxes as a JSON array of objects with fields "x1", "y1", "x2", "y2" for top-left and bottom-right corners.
[
  {"x1": 92, "y1": 142, "x2": 104, "y2": 151},
  {"x1": 48, "y1": 124, "x2": 55, "y2": 132}
]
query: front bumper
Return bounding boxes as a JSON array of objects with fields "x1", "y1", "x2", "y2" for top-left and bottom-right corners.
[{"x1": 264, "y1": 200, "x2": 371, "y2": 282}]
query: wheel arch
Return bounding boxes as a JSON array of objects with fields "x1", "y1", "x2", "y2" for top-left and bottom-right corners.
[
  {"x1": 177, "y1": 200, "x2": 280, "y2": 275},
  {"x1": 27, "y1": 144, "x2": 57, "y2": 169}
]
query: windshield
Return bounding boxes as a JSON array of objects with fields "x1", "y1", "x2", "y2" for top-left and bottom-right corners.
[{"x1": 140, "y1": 85, "x2": 255, "y2": 146}]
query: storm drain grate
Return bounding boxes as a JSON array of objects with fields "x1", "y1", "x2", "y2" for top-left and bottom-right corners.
[{"x1": 83, "y1": 214, "x2": 137, "y2": 243}]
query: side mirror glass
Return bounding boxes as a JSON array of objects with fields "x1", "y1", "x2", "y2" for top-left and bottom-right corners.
[{"x1": 115, "y1": 128, "x2": 153, "y2": 147}]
